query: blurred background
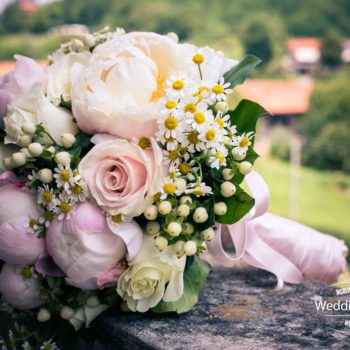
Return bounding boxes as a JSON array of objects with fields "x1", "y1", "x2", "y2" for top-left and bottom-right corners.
[{"x1": 0, "y1": 0, "x2": 349, "y2": 257}]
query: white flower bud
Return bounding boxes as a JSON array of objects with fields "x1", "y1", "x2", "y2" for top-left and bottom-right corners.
[
  {"x1": 174, "y1": 178, "x2": 186, "y2": 192},
  {"x1": 232, "y1": 148, "x2": 246, "y2": 161},
  {"x1": 83, "y1": 34, "x2": 96, "y2": 47},
  {"x1": 86, "y1": 296, "x2": 99, "y2": 308},
  {"x1": 167, "y1": 222, "x2": 182, "y2": 237},
  {"x1": 12, "y1": 152, "x2": 26, "y2": 166},
  {"x1": 144, "y1": 205, "x2": 158, "y2": 220},
  {"x1": 60, "y1": 133, "x2": 76, "y2": 149},
  {"x1": 184, "y1": 241, "x2": 197, "y2": 256},
  {"x1": 158, "y1": 201, "x2": 172, "y2": 215},
  {"x1": 221, "y1": 181, "x2": 236, "y2": 197},
  {"x1": 193, "y1": 207, "x2": 208, "y2": 223},
  {"x1": 201, "y1": 227, "x2": 215, "y2": 241},
  {"x1": 146, "y1": 221, "x2": 160, "y2": 235},
  {"x1": 3, "y1": 157, "x2": 13, "y2": 170},
  {"x1": 179, "y1": 196, "x2": 192, "y2": 205},
  {"x1": 21, "y1": 122, "x2": 36, "y2": 135},
  {"x1": 239, "y1": 161, "x2": 253, "y2": 175},
  {"x1": 20, "y1": 148, "x2": 31, "y2": 158},
  {"x1": 183, "y1": 222, "x2": 194, "y2": 234},
  {"x1": 154, "y1": 236, "x2": 168, "y2": 251},
  {"x1": 215, "y1": 101, "x2": 229, "y2": 113},
  {"x1": 37, "y1": 309, "x2": 51, "y2": 322},
  {"x1": 28, "y1": 143, "x2": 43, "y2": 157},
  {"x1": 173, "y1": 241, "x2": 185, "y2": 258},
  {"x1": 18, "y1": 135, "x2": 32, "y2": 147},
  {"x1": 47, "y1": 146, "x2": 56, "y2": 154},
  {"x1": 60, "y1": 306, "x2": 74, "y2": 320},
  {"x1": 167, "y1": 32, "x2": 179, "y2": 42},
  {"x1": 214, "y1": 202, "x2": 227, "y2": 216},
  {"x1": 71, "y1": 38, "x2": 84, "y2": 51},
  {"x1": 222, "y1": 168, "x2": 234, "y2": 180},
  {"x1": 54, "y1": 151, "x2": 71, "y2": 166},
  {"x1": 177, "y1": 204, "x2": 190, "y2": 217},
  {"x1": 38, "y1": 168, "x2": 53, "y2": 183}
]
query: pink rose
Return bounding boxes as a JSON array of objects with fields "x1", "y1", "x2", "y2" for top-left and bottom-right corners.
[
  {"x1": 78, "y1": 135, "x2": 163, "y2": 218},
  {"x1": 0, "y1": 263, "x2": 45, "y2": 310},
  {"x1": 46, "y1": 202, "x2": 142, "y2": 289},
  {"x1": 0, "y1": 55, "x2": 45, "y2": 122},
  {"x1": 0, "y1": 184, "x2": 44, "y2": 265}
]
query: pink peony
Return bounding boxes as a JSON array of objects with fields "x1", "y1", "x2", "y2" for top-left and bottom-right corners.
[{"x1": 0, "y1": 184, "x2": 44, "y2": 265}]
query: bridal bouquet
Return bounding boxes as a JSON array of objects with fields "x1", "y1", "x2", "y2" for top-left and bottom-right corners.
[{"x1": 0, "y1": 27, "x2": 347, "y2": 346}]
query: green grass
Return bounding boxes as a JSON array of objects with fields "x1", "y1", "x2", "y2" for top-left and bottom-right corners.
[{"x1": 254, "y1": 157, "x2": 350, "y2": 250}]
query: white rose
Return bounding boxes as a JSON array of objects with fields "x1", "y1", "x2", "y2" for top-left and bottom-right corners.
[
  {"x1": 4, "y1": 83, "x2": 78, "y2": 146},
  {"x1": 117, "y1": 235, "x2": 186, "y2": 312},
  {"x1": 46, "y1": 52, "x2": 90, "y2": 105}
]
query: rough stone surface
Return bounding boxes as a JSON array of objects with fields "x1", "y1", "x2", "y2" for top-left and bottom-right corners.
[{"x1": 80, "y1": 266, "x2": 350, "y2": 350}]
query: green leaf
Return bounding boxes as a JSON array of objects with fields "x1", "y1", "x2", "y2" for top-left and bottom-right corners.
[
  {"x1": 152, "y1": 256, "x2": 210, "y2": 314},
  {"x1": 59, "y1": 95, "x2": 72, "y2": 110},
  {"x1": 229, "y1": 99, "x2": 270, "y2": 135},
  {"x1": 215, "y1": 186, "x2": 255, "y2": 225},
  {"x1": 224, "y1": 54, "x2": 261, "y2": 88}
]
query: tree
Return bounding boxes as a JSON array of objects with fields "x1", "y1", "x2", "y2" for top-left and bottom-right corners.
[{"x1": 321, "y1": 30, "x2": 343, "y2": 68}]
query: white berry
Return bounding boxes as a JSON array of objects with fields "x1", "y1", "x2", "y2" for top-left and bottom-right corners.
[
  {"x1": 47, "y1": 146, "x2": 56, "y2": 154},
  {"x1": 232, "y1": 148, "x2": 246, "y2": 161},
  {"x1": 18, "y1": 135, "x2": 32, "y2": 147},
  {"x1": 60, "y1": 133, "x2": 76, "y2": 149},
  {"x1": 214, "y1": 101, "x2": 229, "y2": 113},
  {"x1": 193, "y1": 207, "x2": 208, "y2": 223},
  {"x1": 38, "y1": 168, "x2": 53, "y2": 183},
  {"x1": 37, "y1": 309, "x2": 51, "y2": 322},
  {"x1": 154, "y1": 236, "x2": 168, "y2": 251},
  {"x1": 173, "y1": 241, "x2": 185, "y2": 257},
  {"x1": 54, "y1": 151, "x2": 71, "y2": 166},
  {"x1": 83, "y1": 34, "x2": 96, "y2": 47},
  {"x1": 144, "y1": 205, "x2": 158, "y2": 220},
  {"x1": 167, "y1": 222, "x2": 182, "y2": 237},
  {"x1": 214, "y1": 202, "x2": 227, "y2": 216},
  {"x1": 146, "y1": 221, "x2": 160, "y2": 235},
  {"x1": 177, "y1": 204, "x2": 190, "y2": 217},
  {"x1": 158, "y1": 201, "x2": 172, "y2": 215},
  {"x1": 60, "y1": 306, "x2": 74, "y2": 320},
  {"x1": 222, "y1": 168, "x2": 234, "y2": 180},
  {"x1": 3, "y1": 157, "x2": 13, "y2": 170},
  {"x1": 20, "y1": 148, "x2": 31, "y2": 158},
  {"x1": 167, "y1": 32, "x2": 179, "y2": 42},
  {"x1": 201, "y1": 227, "x2": 215, "y2": 241},
  {"x1": 183, "y1": 222, "x2": 194, "y2": 234},
  {"x1": 184, "y1": 241, "x2": 197, "y2": 256},
  {"x1": 86, "y1": 296, "x2": 100, "y2": 308},
  {"x1": 12, "y1": 152, "x2": 26, "y2": 166},
  {"x1": 71, "y1": 38, "x2": 84, "y2": 51},
  {"x1": 28, "y1": 143, "x2": 43, "y2": 157},
  {"x1": 220, "y1": 181, "x2": 236, "y2": 197},
  {"x1": 179, "y1": 196, "x2": 192, "y2": 205},
  {"x1": 239, "y1": 161, "x2": 253, "y2": 175},
  {"x1": 21, "y1": 122, "x2": 36, "y2": 135}
]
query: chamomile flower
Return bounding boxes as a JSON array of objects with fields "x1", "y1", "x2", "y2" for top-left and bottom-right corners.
[
  {"x1": 210, "y1": 78, "x2": 233, "y2": 101},
  {"x1": 160, "y1": 97, "x2": 179, "y2": 115},
  {"x1": 163, "y1": 148, "x2": 181, "y2": 167},
  {"x1": 107, "y1": 213, "x2": 132, "y2": 227},
  {"x1": 208, "y1": 145, "x2": 229, "y2": 169},
  {"x1": 15, "y1": 266, "x2": 37, "y2": 287},
  {"x1": 54, "y1": 165, "x2": 75, "y2": 191},
  {"x1": 215, "y1": 112, "x2": 230, "y2": 133},
  {"x1": 28, "y1": 170, "x2": 38, "y2": 185},
  {"x1": 26, "y1": 218, "x2": 40, "y2": 235},
  {"x1": 68, "y1": 183, "x2": 86, "y2": 202},
  {"x1": 178, "y1": 95, "x2": 202, "y2": 115},
  {"x1": 232, "y1": 131, "x2": 254, "y2": 155},
  {"x1": 157, "y1": 113, "x2": 185, "y2": 140},
  {"x1": 55, "y1": 194, "x2": 74, "y2": 220},
  {"x1": 186, "y1": 182, "x2": 213, "y2": 197},
  {"x1": 37, "y1": 185, "x2": 57, "y2": 210},
  {"x1": 40, "y1": 339, "x2": 58, "y2": 350},
  {"x1": 39, "y1": 210, "x2": 55, "y2": 228},
  {"x1": 186, "y1": 109, "x2": 214, "y2": 131},
  {"x1": 166, "y1": 72, "x2": 190, "y2": 98},
  {"x1": 198, "y1": 122, "x2": 223, "y2": 149},
  {"x1": 160, "y1": 178, "x2": 177, "y2": 199},
  {"x1": 183, "y1": 130, "x2": 206, "y2": 153}
]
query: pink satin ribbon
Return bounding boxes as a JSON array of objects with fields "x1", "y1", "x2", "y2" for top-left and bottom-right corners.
[{"x1": 203, "y1": 171, "x2": 348, "y2": 289}]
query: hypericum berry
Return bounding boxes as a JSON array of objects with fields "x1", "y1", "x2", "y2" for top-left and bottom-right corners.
[
  {"x1": 47, "y1": 146, "x2": 56, "y2": 154},
  {"x1": 60, "y1": 133, "x2": 76, "y2": 149},
  {"x1": 21, "y1": 122, "x2": 36, "y2": 135},
  {"x1": 183, "y1": 222, "x2": 194, "y2": 234},
  {"x1": 20, "y1": 148, "x2": 31, "y2": 158},
  {"x1": 239, "y1": 161, "x2": 253, "y2": 175},
  {"x1": 37, "y1": 309, "x2": 51, "y2": 322},
  {"x1": 38, "y1": 168, "x2": 53, "y2": 184},
  {"x1": 167, "y1": 32, "x2": 179, "y2": 43},
  {"x1": 167, "y1": 222, "x2": 182, "y2": 237},
  {"x1": 179, "y1": 196, "x2": 192, "y2": 205},
  {"x1": 154, "y1": 236, "x2": 168, "y2": 251},
  {"x1": 201, "y1": 227, "x2": 215, "y2": 241},
  {"x1": 83, "y1": 34, "x2": 96, "y2": 47},
  {"x1": 220, "y1": 181, "x2": 236, "y2": 197},
  {"x1": 12, "y1": 152, "x2": 26, "y2": 166},
  {"x1": 177, "y1": 204, "x2": 190, "y2": 217},
  {"x1": 144, "y1": 205, "x2": 158, "y2": 220},
  {"x1": 71, "y1": 38, "x2": 84, "y2": 51},
  {"x1": 3, "y1": 157, "x2": 13, "y2": 170},
  {"x1": 54, "y1": 151, "x2": 71, "y2": 166},
  {"x1": 174, "y1": 178, "x2": 187, "y2": 192},
  {"x1": 18, "y1": 135, "x2": 32, "y2": 147},
  {"x1": 28, "y1": 143, "x2": 43, "y2": 157},
  {"x1": 231, "y1": 148, "x2": 246, "y2": 161},
  {"x1": 86, "y1": 296, "x2": 100, "y2": 308},
  {"x1": 193, "y1": 207, "x2": 208, "y2": 223},
  {"x1": 193, "y1": 53, "x2": 204, "y2": 64},
  {"x1": 214, "y1": 202, "x2": 227, "y2": 216},
  {"x1": 173, "y1": 241, "x2": 185, "y2": 258},
  {"x1": 146, "y1": 221, "x2": 160, "y2": 235},
  {"x1": 214, "y1": 101, "x2": 229, "y2": 113},
  {"x1": 60, "y1": 306, "x2": 74, "y2": 320},
  {"x1": 222, "y1": 168, "x2": 234, "y2": 180},
  {"x1": 184, "y1": 241, "x2": 197, "y2": 256},
  {"x1": 158, "y1": 201, "x2": 172, "y2": 215}
]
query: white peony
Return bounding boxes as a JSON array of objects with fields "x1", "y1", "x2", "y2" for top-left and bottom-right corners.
[
  {"x1": 117, "y1": 235, "x2": 186, "y2": 312},
  {"x1": 4, "y1": 83, "x2": 78, "y2": 146}
]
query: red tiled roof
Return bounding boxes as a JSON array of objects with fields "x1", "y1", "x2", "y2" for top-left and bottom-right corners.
[
  {"x1": 20, "y1": 0, "x2": 39, "y2": 13},
  {"x1": 287, "y1": 38, "x2": 321, "y2": 51},
  {"x1": 237, "y1": 79, "x2": 314, "y2": 115}
]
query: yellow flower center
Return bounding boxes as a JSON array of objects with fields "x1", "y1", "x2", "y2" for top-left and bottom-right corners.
[
  {"x1": 60, "y1": 170, "x2": 70, "y2": 182},
  {"x1": 239, "y1": 136, "x2": 250, "y2": 148},
  {"x1": 164, "y1": 116, "x2": 179, "y2": 130},
  {"x1": 165, "y1": 101, "x2": 177, "y2": 109},
  {"x1": 73, "y1": 170, "x2": 80, "y2": 177},
  {"x1": 192, "y1": 92, "x2": 203, "y2": 101},
  {"x1": 60, "y1": 202, "x2": 71, "y2": 214},
  {"x1": 22, "y1": 266, "x2": 32, "y2": 279},
  {"x1": 172, "y1": 80, "x2": 184, "y2": 90},
  {"x1": 112, "y1": 214, "x2": 122, "y2": 223},
  {"x1": 193, "y1": 53, "x2": 204, "y2": 64},
  {"x1": 216, "y1": 118, "x2": 225, "y2": 129},
  {"x1": 138, "y1": 137, "x2": 150, "y2": 149},
  {"x1": 42, "y1": 191, "x2": 52, "y2": 203},
  {"x1": 169, "y1": 171, "x2": 177, "y2": 179},
  {"x1": 214, "y1": 152, "x2": 225, "y2": 164},
  {"x1": 168, "y1": 150, "x2": 179, "y2": 161},
  {"x1": 184, "y1": 103, "x2": 196, "y2": 113},
  {"x1": 163, "y1": 183, "x2": 176, "y2": 195},
  {"x1": 187, "y1": 131, "x2": 200, "y2": 145},
  {"x1": 153, "y1": 192, "x2": 161, "y2": 202},
  {"x1": 194, "y1": 112, "x2": 206, "y2": 124},
  {"x1": 198, "y1": 86, "x2": 209, "y2": 94},
  {"x1": 192, "y1": 188, "x2": 205, "y2": 196},
  {"x1": 70, "y1": 184, "x2": 82, "y2": 194},
  {"x1": 179, "y1": 163, "x2": 190, "y2": 175},
  {"x1": 43, "y1": 211, "x2": 53, "y2": 221},
  {"x1": 29, "y1": 218, "x2": 37, "y2": 227},
  {"x1": 205, "y1": 129, "x2": 216, "y2": 141},
  {"x1": 212, "y1": 85, "x2": 224, "y2": 94}
]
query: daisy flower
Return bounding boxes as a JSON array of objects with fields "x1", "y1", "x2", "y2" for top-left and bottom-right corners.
[
  {"x1": 160, "y1": 178, "x2": 177, "y2": 200},
  {"x1": 166, "y1": 72, "x2": 192, "y2": 98},
  {"x1": 186, "y1": 109, "x2": 214, "y2": 132},
  {"x1": 186, "y1": 182, "x2": 213, "y2": 197},
  {"x1": 39, "y1": 210, "x2": 55, "y2": 228},
  {"x1": 210, "y1": 78, "x2": 233, "y2": 101},
  {"x1": 25, "y1": 218, "x2": 40, "y2": 235},
  {"x1": 54, "y1": 193, "x2": 75, "y2": 220},
  {"x1": 54, "y1": 165, "x2": 75, "y2": 191},
  {"x1": 15, "y1": 266, "x2": 37, "y2": 287},
  {"x1": 182, "y1": 130, "x2": 206, "y2": 153},
  {"x1": 215, "y1": 112, "x2": 230, "y2": 133},
  {"x1": 232, "y1": 131, "x2": 255, "y2": 155},
  {"x1": 198, "y1": 122, "x2": 224, "y2": 150},
  {"x1": 208, "y1": 145, "x2": 229, "y2": 169},
  {"x1": 68, "y1": 182, "x2": 86, "y2": 202},
  {"x1": 37, "y1": 185, "x2": 57, "y2": 211},
  {"x1": 40, "y1": 339, "x2": 59, "y2": 350},
  {"x1": 163, "y1": 148, "x2": 181, "y2": 167}
]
